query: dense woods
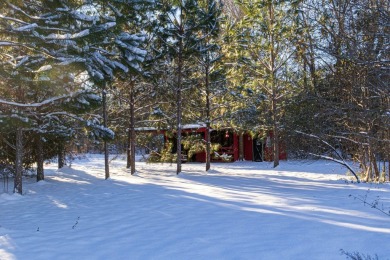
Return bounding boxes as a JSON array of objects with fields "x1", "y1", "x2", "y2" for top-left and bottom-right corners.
[{"x1": 0, "y1": 0, "x2": 389, "y2": 193}]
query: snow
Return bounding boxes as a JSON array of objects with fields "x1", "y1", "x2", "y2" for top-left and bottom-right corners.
[
  {"x1": 1, "y1": 155, "x2": 389, "y2": 259},
  {"x1": 0, "y1": 41, "x2": 17, "y2": 46},
  {"x1": 34, "y1": 65, "x2": 52, "y2": 73},
  {"x1": 13, "y1": 23, "x2": 38, "y2": 32},
  {"x1": 44, "y1": 29, "x2": 91, "y2": 40},
  {"x1": 182, "y1": 123, "x2": 206, "y2": 129},
  {"x1": 0, "y1": 91, "x2": 83, "y2": 108},
  {"x1": 135, "y1": 127, "x2": 158, "y2": 131}
]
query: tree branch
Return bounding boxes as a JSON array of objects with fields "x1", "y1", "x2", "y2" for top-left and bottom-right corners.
[{"x1": 296, "y1": 131, "x2": 360, "y2": 183}]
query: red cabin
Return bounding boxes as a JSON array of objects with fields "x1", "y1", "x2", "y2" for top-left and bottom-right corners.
[{"x1": 151, "y1": 124, "x2": 286, "y2": 163}]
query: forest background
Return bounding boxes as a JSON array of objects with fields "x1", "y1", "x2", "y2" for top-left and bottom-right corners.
[{"x1": 0, "y1": 0, "x2": 389, "y2": 194}]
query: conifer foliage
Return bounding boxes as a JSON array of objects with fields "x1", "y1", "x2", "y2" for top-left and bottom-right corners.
[
  {"x1": 0, "y1": 0, "x2": 150, "y2": 193},
  {"x1": 223, "y1": 0, "x2": 302, "y2": 167},
  {"x1": 154, "y1": 0, "x2": 213, "y2": 174}
]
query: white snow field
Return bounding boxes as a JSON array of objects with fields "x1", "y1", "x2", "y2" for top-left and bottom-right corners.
[{"x1": 1, "y1": 155, "x2": 389, "y2": 260}]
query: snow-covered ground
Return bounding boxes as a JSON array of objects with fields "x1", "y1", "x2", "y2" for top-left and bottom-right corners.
[{"x1": 1, "y1": 155, "x2": 389, "y2": 260}]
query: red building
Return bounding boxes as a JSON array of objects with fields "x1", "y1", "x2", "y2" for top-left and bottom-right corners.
[{"x1": 162, "y1": 125, "x2": 286, "y2": 163}]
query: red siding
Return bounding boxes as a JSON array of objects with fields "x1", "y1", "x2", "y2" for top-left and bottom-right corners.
[
  {"x1": 243, "y1": 134, "x2": 253, "y2": 161},
  {"x1": 233, "y1": 133, "x2": 239, "y2": 161}
]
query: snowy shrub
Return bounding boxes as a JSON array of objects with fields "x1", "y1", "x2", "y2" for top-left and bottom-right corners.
[
  {"x1": 160, "y1": 144, "x2": 177, "y2": 164},
  {"x1": 182, "y1": 135, "x2": 205, "y2": 160},
  {"x1": 146, "y1": 151, "x2": 161, "y2": 163},
  {"x1": 146, "y1": 142, "x2": 178, "y2": 164}
]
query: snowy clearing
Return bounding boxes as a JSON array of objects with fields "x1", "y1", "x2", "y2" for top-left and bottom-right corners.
[{"x1": 1, "y1": 155, "x2": 389, "y2": 260}]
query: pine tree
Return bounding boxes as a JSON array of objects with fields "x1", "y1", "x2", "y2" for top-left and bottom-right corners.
[
  {"x1": 223, "y1": 0, "x2": 302, "y2": 167},
  {"x1": 0, "y1": 0, "x2": 149, "y2": 192},
  {"x1": 196, "y1": 0, "x2": 223, "y2": 171},
  {"x1": 155, "y1": 0, "x2": 206, "y2": 174}
]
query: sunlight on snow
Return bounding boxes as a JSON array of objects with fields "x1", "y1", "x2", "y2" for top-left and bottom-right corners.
[
  {"x1": 50, "y1": 176, "x2": 91, "y2": 185},
  {"x1": 322, "y1": 220, "x2": 390, "y2": 234},
  {"x1": 50, "y1": 198, "x2": 68, "y2": 209},
  {"x1": 114, "y1": 162, "x2": 389, "y2": 233},
  {"x1": 0, "y1": 249, "x2": 15, "y2": 260},
  {"x1": 0, "y1": 235, "x2": 16, "y2": 260},
  {"x1": 2, "y1": 156, "x2": 389, "y2": 259}
]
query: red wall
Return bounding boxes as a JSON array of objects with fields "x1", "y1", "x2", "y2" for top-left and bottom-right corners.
[
  {"x1": 243, "y1": 134, "x2": 253, "y2": 161},
  {"x1": 162, "y1": 128, "x2": 286, "y2": 163}
]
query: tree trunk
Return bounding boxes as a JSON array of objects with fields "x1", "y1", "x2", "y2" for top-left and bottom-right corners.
[
  {"x1": 36, "y1": 134, "x2": 44, "y2": 182},
  {"x1": 126, "y1": 126, "x2": 131, "y2": 169},
  {"x1": 205, "y1": 64, "x2": 211, "y2": 171},
  {"x1": 58, "y1": 142, "x2": 65, "y2": 169},
  {"x1": 14, "y1": 127, "x2": 23, "y2": 194},
  {"x1": 103, "y1": 87, "x2": 110, "y2": 179},
  {"x1": 102, "y1": 0, "x2": 110, "y2": 180},
  {"x1": 176, "y1": 70, "x2": 182, "y2": 174},
  {"x1": 364, "y1": 164, "x2": 371, "y2": 182},
  {"x1": 388, "y1": 160, "x2": 389, "y2": 182},
  {"x1": 176, "y1": 20, "x2": 184, "y2": 175},
  {"x1": 273, "y1": 119, "x2": 279, "y2": 168},
  {"x1": 370, "y1": 151, "x2": 379, "y2": 181},
  {"x1": 269, "y1": 2, "x2": 279, "y2": 168},
  {"x1": 271, "y1": 66, "x2": 280, "y2": 167},
  {"x1": 364, "y1": 147, "x2": 371, "y2": 182},
  {"x1": 129, "y1": 81, "x2": 136, "y2": 175},
  {"x1": 382, "y1": 160, "x2": 386, "y2": 182},
  {"x1": 206, "y1": 122, "x2": 211, "y2": 171}
]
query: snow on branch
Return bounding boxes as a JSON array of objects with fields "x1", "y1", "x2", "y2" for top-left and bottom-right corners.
[
  {"x1": 117, "y1": 33, "x2": 146, "y2": 43},
  {"x1": 107, "y1": 3, "x2": 123, "y2": 17},
  {"x1": 34, "y1": 65, "x2": 53, "y2": 73},
  {"x1": 86, "y1": 64, "x2": 105, "y2": 81},
  {"x1": 90, "y1": 22, "x2": 116, "y2": 33},
  {"x1": 0, "y1": 14, "x2": 29, "y2": 25},
  {"x1": 0, "y1": 91, "x2": 84, "y2": 109},
  {"x1": 14, "y1": 23, "x2": 38, "y2": 32},
  {"x1": 69, "y1": 10, "x2": 99, "y2": 23},
  {"x1": 57, "y1": 57, "x2": 86, "y2": 66},
  {"x1": 112, "y1": 61, "x2": 129, "y2": 73},
  {"x1": 0, "y1": 41, "x2": 20, "y2": 46},
  {"x1": 7, "y1": 3, "x2": 44, "y2": 20},
  {"x1": 43, "y1": 111, "x2": 86, "y2": 123},
  {"x1": 45, "y1": 29, "x2": 91, "y2": 40}
]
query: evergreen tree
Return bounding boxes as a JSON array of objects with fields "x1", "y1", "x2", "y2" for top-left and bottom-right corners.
[
  {"x1": 0, "y1": 0, "x2": 149, "y2": 192},
  {"x1": 223, "y1": 0, "x2": 302, "y2": 167},
  {"x1": 155, "y1": 0, "x2": 206, "y2": 174},
  {"x1": 196, "y1": 0, "x2": 224, "y2": 171}
]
